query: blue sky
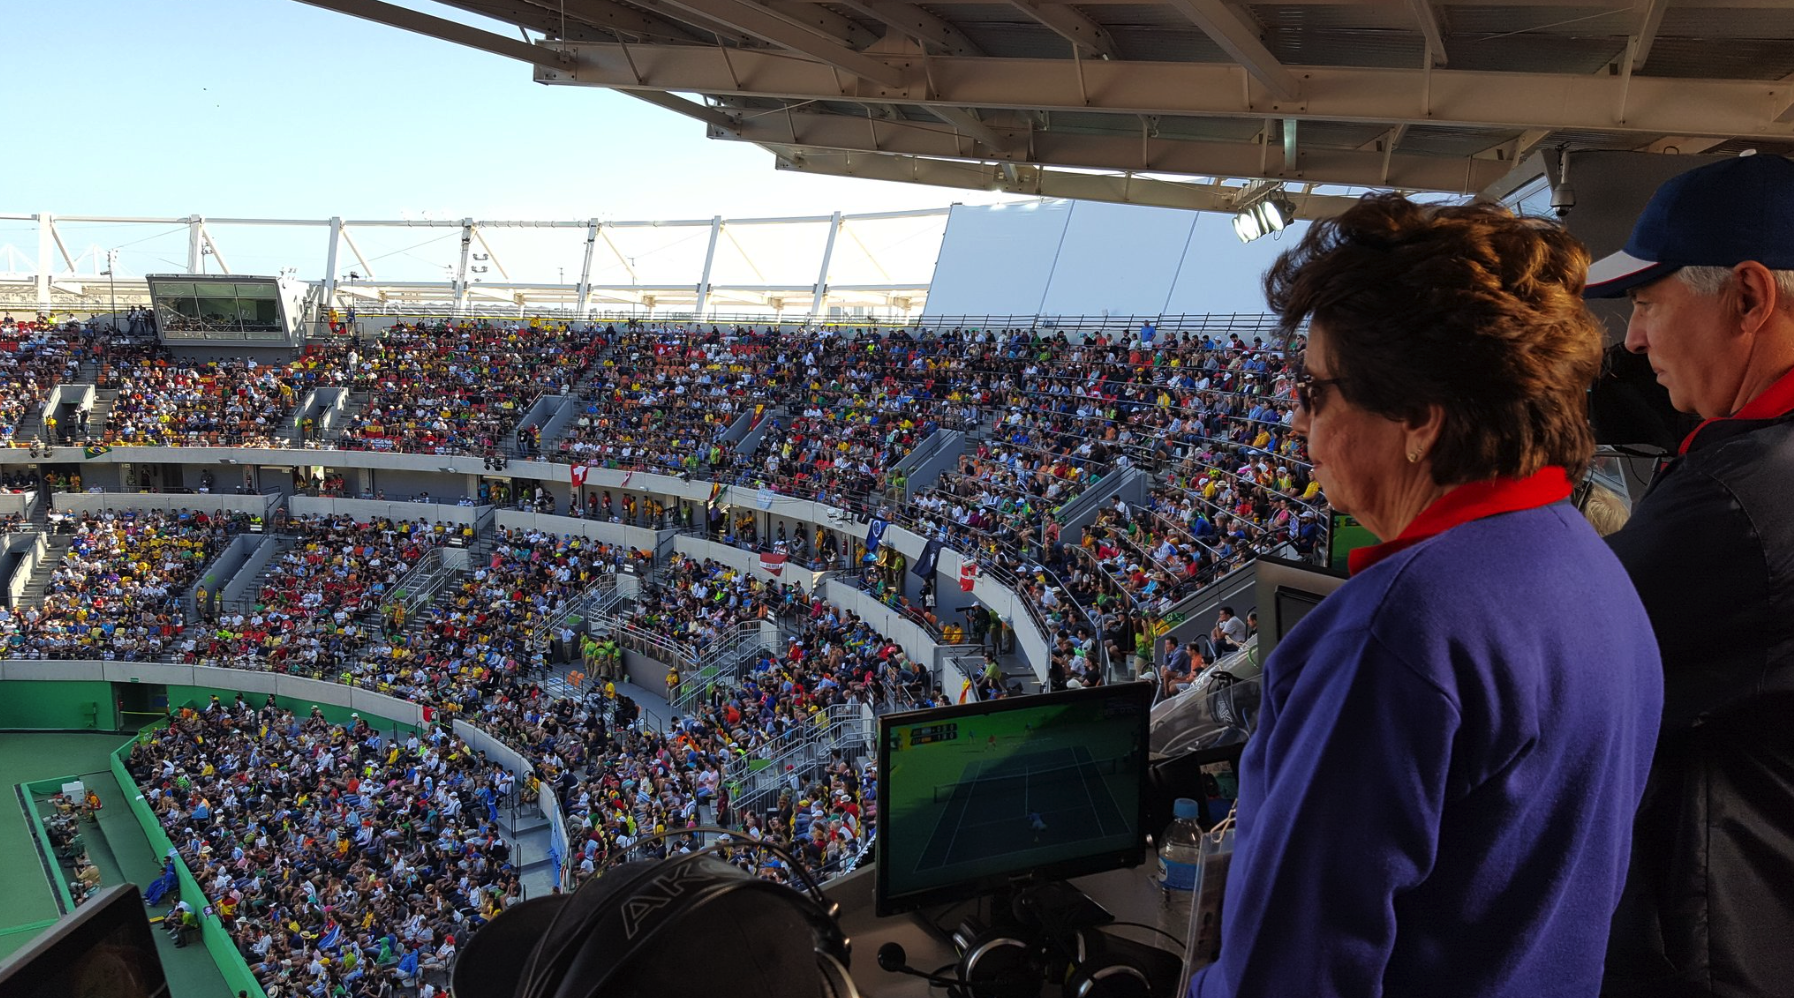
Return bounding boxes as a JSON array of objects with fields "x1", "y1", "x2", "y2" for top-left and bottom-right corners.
[
  {"x1": 9, "y1": 0, "x2": 1014, "y2": 220},
  {"x1": 6, "y1": 0, "x2": 1319, "y2": 308}
]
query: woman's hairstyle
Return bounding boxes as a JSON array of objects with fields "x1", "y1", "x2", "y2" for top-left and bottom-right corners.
[{"x1": 1265, "y1": 194, "x2": 1604, "y2": 483}]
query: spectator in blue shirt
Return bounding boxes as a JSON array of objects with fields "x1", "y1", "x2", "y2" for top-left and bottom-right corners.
[{"x1": 1189, "y1": 196, "x2": 1661, "y2": 998}]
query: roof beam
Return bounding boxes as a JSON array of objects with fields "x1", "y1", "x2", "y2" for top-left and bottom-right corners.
[
  {"x1": 290, "y1": 0, "x2": 571, "y2": 68},
  {"x1": 622, "y1": 0, "x2": 758, "y2": 43},
  {"x1": 765, "y1": 145, "x2": 1363, "y2": 217},
  {"x1": 926, "y1": 105, "x2": 1012, "y2": 153},
  {"x1": 1630, "y1": 0, "x2": 1670, "y2": 72},
  {"x1": 628, "y1": 89, "x2": 740, "y2": 129},
  {"x1": 726, "y1": 109, "x2": 1514, "y2": 191},
  {"x1": 1003, "y1": 2, "x2": 1117, "y2": 60},
  {"x1": 831, "y1": 0, "x2": 983, "y2": 56},
  {"x1": 1160, "y1": 0, "x2": 1301, "y2": 100},
  {"x1": 1474, "y1": 127, "x2": 1551, "y2": 161},
  {"x1": 545, "y1": 46, "x2": 1794, "y2": 140},
  {"x1": 1404, "y1": 0, "x2": 1448, "y2": 67},
  {"x1": 511, "y1": 0, "x2": 715, "y2": 43},
  {"x1": 1636, "y1": 135, "x2": 1726, "y2": 154},
  {"x1": 645, "y1": 0, "x2": 904, "y2": 86},
  {"x1": 763, "y1": 1, "x2": 879, "y2": 49},
  {"x1": 1355, "y1": 123, "x2": 1407, "y2": 152}
]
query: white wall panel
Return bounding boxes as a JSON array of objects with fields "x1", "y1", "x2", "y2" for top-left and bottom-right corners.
[
  {"x1": 1037, "y1": 201, "x2": 1197, "y2": 317},
  {"x1": 924, "y1": 199, "x2": 1309, "y2": 320},
  {"x1": 1161, "y1": 213, "x2": 1310, "y2": 321},
  {"x1": 923, "y1": 201, "x2": 1073, "y2": 318}
]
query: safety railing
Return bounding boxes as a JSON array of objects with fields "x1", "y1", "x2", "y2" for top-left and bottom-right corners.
[
  {"x1": 529, "y1": 573, "x2": 620, "y2": 650},
  {"x1": 724, "y1": 700, "x2": 876, "y2": 815},
  {"x1": 379, "y1": 547, "x2": 458, "y2": 623},
  {"x1": 664, "y1": 621, "x2": 767, "y2": 717}
]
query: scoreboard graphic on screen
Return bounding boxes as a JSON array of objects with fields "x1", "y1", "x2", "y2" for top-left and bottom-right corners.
[{"x1": 890, "y1": 722, "x2": 959, "y2": 751}]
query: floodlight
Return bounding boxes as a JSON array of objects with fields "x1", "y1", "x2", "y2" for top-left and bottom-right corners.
[{"x1": 1258, "y1": 199, "x2": 1290, "y2": 233}]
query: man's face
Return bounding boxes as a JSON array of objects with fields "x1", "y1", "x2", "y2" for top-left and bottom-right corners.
[{"x1": 1625, "y1": 273, "x2": 1745, "y2": 418}]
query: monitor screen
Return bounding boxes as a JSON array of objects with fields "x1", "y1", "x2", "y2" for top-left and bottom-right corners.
[
  {"x1": 1253, "y1": 555, "x2": 1348, "y2": 662},
  {"x1": 875, "y1": 682, "x2": 1153, "y2": 915},
  {"x1": 0, "y1": 884, "x2": 168, "y2": 998}
]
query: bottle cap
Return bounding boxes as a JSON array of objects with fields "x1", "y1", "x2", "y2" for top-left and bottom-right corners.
[{"x1": 1173, "y1": 797, "x2": 1201, "y2": 820}]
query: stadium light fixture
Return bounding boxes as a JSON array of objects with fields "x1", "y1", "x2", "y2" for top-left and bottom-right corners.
[{"x1": 1233, "y1": 190, "x2": 1296, "y2": 244}]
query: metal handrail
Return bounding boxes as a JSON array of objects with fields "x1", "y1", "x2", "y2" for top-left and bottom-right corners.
[
  {"x1": 380, "y1": 547, "x2": 456, "y2": 621},
  {"x1": 530, "y1": 573, "x2": 619, "y2": 649}
]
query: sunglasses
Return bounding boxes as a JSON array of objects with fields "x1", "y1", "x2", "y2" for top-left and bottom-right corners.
[{"x1": 1293, "y1": 372, "x2": 1349, "y2": 413}]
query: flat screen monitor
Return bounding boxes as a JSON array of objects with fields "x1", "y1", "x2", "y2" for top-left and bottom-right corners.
[
  {"x1": 0, "y1": 884, "x2": 169, "y2": 998},
  {"x1": 875, "y1": 682, "x2": 1153, "y2": 915},
  {"x1": 1253, "y1": 555, "x2": 1349, "y2": 662}
]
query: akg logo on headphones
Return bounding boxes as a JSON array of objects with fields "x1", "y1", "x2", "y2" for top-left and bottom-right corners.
[{"x1": 620, "y1": 862, "x2": 711, "y2": 940}]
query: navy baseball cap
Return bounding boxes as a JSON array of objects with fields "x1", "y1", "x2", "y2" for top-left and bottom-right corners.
[{"x1": 1585, "y1": 153, "x2": 1794, "y2": 298}]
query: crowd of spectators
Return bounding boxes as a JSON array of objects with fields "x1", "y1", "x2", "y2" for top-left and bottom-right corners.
[
  {"x1": 2, "y1": 509, "x2": 238, "y2": 660},
  {"x1": 0, "y1": 323, "x2": 80, "y2": 447},
  {"x1": 333, "y1": 321, "x2": 600, "y2": 457},
  {"x1": 333, "y1": 529, "x2": 647, "y2": 714},
  {"x1": 98, "y1": 355, "x2": 296, "y2": 447},
  {"x1": 182, "y1": 515, "x2": 443, "y2": 673},
  {"x1": 128, "y1": 696, "x2": 519, "y2": 997},
  {"x1": 0, "y1": 317, "x2": 1337, "y2": 995},
  {"x1": 627, "y1": 552, "x2": 799, "y2": 652},
  {"x1": 555, "y1": 332, "x2": 761, "y2": 472}
]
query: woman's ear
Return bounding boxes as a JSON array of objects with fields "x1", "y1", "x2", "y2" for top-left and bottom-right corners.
[{"x1": 1402, "y1": 402, "x2": 1447, "y2": 463}]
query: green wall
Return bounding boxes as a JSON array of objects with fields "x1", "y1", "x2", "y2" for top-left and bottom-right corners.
[
  {"x1": 110, "y1": 731, "x2": 266, "y2": 998},
  {"x1": 20, "y1": 777, "x2": 80, "y2": 915},
  {"x1": 1, "y1": 677, "x2": 428, "y2": 998},
  {"x1": 0, "y1": 681, "x2": 118, "y2": 731}
]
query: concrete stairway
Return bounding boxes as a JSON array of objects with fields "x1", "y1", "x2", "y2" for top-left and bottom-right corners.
[
  {"x1": 225, "y1": 537, "x2": 296, "y2": 613},
  {"x1": 505, "y1": 801, "x2": 561, "y2": 899},
  {"x1": 16, "y1": 536, "x2": 74, "y2": 607},
  {"x1": 13, "y1": 404, "x2": 45, "y2": 445},
  {"x1": 87, "y1": 390, "x2": 117, "y2": 438},
  {"x1": 322, "y1": 391, "x2": 370, "y2": 442}
]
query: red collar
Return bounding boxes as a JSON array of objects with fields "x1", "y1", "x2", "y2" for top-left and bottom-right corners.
[
  {"x1": 1347, "y1": 466, "x2": 1573, "y2": 576},
  {"x1": 1678, "y1": 364, "x2": 1794, "y2": 455}
]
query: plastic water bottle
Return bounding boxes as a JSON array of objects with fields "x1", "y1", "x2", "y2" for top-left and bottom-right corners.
[{"x1": 1155, "y1": 797, "x2": 1203, "y2": 931}]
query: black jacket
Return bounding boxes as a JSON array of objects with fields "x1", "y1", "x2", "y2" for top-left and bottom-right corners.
[{"x1": 1604, "y1": 413, "x2": 1794, "y2": 998}]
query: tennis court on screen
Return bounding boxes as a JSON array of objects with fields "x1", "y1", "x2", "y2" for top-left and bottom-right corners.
[{"x1": 913, "y1": 745, "x2": 1128, "y2": 872}]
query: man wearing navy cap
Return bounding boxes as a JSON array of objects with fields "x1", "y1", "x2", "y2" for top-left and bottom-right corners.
[{"x1": 1587, "y1": 153, "x2": 1794, "y2": 998}]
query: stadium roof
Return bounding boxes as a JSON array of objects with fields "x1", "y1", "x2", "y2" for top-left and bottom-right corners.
[{"x1": 297, "y1": 0, "x2": 1794, "y2": 219}]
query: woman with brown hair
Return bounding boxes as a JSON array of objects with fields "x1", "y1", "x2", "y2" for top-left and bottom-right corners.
[{"x1": 1188, "y1": 196, "x2": 1662, "y2": 998}]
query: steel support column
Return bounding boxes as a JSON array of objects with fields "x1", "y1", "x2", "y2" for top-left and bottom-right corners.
[
  {"x1": 324, "y1": 216, "x2": 343, "y2": 309},
  {"x1": 808, "y1": 211, "x2": 842, "y2": 322},
  {"x1": 36, "y1": 213, "x2": 54, "y2": 311},
  {"x1": 203, "y1": 231, "x2": 232, "y2": 275},
  {"x1": 576, "y1": 219, "x2": 600, "y2": 316},
  {"x1": 453, "y1": 219, "x2": 475, "y2": 311},
  {"x1": 187, "y1": 215, "x2": 205, "y2": 273},
  {"x1": 693, "y1": 215, "x2": 723, "y2": 318}
]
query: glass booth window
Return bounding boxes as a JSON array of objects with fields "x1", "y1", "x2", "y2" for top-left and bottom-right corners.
[{"x1": 152, "y1": 280, "x2": 282, "y2": 333}]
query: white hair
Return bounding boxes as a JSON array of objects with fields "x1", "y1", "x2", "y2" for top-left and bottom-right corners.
[{"x1": 1678, "y1": 265, "x2": 1794, "y2": 303}]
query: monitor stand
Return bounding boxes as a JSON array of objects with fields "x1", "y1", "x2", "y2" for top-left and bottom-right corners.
[{"x1": 1010, "y1": 879, "x2": 1116, "y2": 933}]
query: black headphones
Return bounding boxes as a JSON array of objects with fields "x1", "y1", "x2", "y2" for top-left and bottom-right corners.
[
  {"x1": 1061, "y1": 928, "x2": 1153, "y2": 998},
  {"x1": 453, "y1": 827, "x2": 855, "y2": 998},
  {"x1": 938, "y1": 908, "x2": 1155, "y2": 998}
]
